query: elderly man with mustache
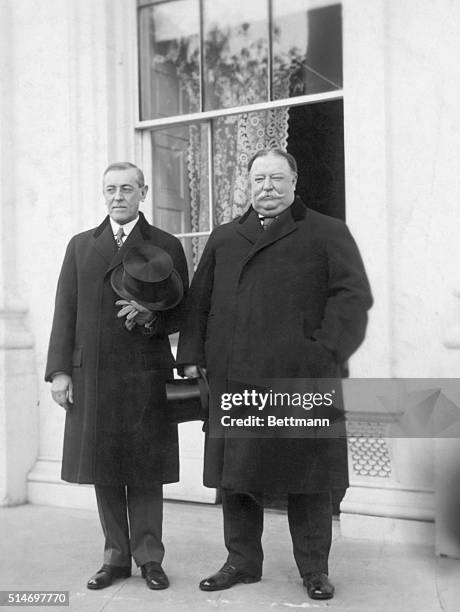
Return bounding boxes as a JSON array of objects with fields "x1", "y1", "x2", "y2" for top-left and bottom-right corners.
[{"x1": 177, "y1": 148, "x2": 372, "y2": 600}]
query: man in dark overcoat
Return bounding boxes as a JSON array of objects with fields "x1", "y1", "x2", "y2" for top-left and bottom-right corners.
[
  {"x1": 177, "y1": 149, "x2": 372, "y2": 599},
  {"x1": 45, "y1": 162, "x2": 188, "y2": 591}
]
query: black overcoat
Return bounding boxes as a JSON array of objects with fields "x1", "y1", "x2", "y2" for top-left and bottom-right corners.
[
  {"x1": 45, "y1": 212, "x2": 189, "y2": 487},
  {"x1": 177, "y1": 198, "x2": 373, "y2": 494}
]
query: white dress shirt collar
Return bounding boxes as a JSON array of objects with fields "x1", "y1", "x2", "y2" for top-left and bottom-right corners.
[{"x1": 109, "y1": 215, "x2": 139, "y2": 238}]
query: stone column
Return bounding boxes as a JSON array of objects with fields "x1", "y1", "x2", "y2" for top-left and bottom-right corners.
[{"x1": 0, "y1": 0, "x2": 38, "y2": 506}]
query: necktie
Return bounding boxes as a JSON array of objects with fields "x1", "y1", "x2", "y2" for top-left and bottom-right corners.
[
  {"x1": 261, "y1": 216, "x2": 276, "y2": 230},
  {"x1": 115, "y1": 227, "x2": 125, "y2": 248}
]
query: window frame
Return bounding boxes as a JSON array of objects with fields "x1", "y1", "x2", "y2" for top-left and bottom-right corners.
[{"x1": 135, "y1": 0, "x2": 344, "y2": 244}]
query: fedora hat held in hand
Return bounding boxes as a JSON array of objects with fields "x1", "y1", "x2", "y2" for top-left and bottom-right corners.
[{"x1": 111, "y1": 244, "x2": 183, "y2": 311}]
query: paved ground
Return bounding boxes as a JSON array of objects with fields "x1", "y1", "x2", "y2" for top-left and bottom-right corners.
[{"x1": 0, "y1": 502, "x2": 459, "y2": 611}]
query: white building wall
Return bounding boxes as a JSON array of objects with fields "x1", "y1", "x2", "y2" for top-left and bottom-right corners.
[
  {"x1": 387, "y1": 0, "x2": 460, "y2": 557},
  {"x1": 343, "y1": 0, "x2": 391, "y2": 378},
  {"x1": 344, "y1": 0, "x2": 460, "y2": 379},
  {"x1": 11, "y1": 1, "x2": 107, "y2": 466},
  {"x1": 12, "y1": 0, "x2": 76, "y2": 465},
  {"x1": 340, "y1": 0, "x2": 460, "y2": 555},
  {"x1": 387, "y1": 0, "x2": 460, "y2": 377}
]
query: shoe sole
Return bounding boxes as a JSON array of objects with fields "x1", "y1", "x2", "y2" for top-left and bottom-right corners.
[
  {"x1": 146, "y1": 582, "x2": 169, "y2": 590},
  {"x1": 308, "y1": 592, "x2": 334, "y2": 600},
  {"x1": 306, "y1": 588, "x2": 334, "y2": 600},
  {"x1": 87, "y1": 583, "x2": 109, "y2": 591},
  {"x1": 199, "y1": 576, "x2": 261, "y2": 591},
  {"x1": 87, "y1": 571, "x2": 131, "y2": 590}
]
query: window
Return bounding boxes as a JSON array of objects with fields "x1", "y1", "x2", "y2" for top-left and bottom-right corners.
[{"x1": 137, "y1": 0, "x2": 344, "y2": 277}]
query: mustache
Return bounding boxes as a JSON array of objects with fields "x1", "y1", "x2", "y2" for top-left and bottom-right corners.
[
  {"x1": 258, "y1": 193, "x2": 281, "y2": 200},
  {"x1": 257, "y1": 189, "x2": 281, "y2": 200}
]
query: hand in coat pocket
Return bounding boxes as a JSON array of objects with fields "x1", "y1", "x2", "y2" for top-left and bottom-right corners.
[{"x1": 304, "y1": 338, "x2": 337, "y2": 377}]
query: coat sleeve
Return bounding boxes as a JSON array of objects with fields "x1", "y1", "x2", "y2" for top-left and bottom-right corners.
[
  {"x1": 160, "y1": 236, "x2": 190, "y2": 335},
  {"x1": 311, "y1": 222, "x2": 373, "y2": 364},
  {"x1": 175, "y1": 234, "x2": 216, "y2": 368},
  {"x1": 45, "y1": 237, "x2": 78, "y2": 381}
]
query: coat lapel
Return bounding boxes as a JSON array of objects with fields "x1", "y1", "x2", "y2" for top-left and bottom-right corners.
[
  {"x1": 236, "y1": 207, "x2": 264, "y2": 244},
  {"x1": 91, "y1": 213, "x2": 153, "y2": 275},
  {"x1": 91, "y1": 217, "x2": 118, "y2": 267},
  {"x1": 105, "y1": 213, "x2": 154, "y2": 275},
  {"x1": 242, "y1": 203, "x2": 299, "y2": 265}
]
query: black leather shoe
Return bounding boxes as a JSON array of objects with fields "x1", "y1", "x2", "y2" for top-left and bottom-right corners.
[
  {"x1": 199, "y1": 563, "x2": 261, "y2": 591},
  {"x1": 303, "y1": 572, "x2": 334, "y2": 600},
  {"x1": 87, "y1": 564, "x2": 131, "y2": 590},
  {"x1": 141, "y1": 562, "x2": 170, "y2": 590}
]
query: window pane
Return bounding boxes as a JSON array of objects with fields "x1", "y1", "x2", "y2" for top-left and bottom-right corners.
[
  {"x1": 151, "y1": 124, "x2": 210, "y2": 271},
  {"x1": 212, "y1": 107, "x2": 290, "y2": 225},
  {"x1": 203, "y1": 0, "x2": 269, "y2": 111},
  {"x1": 287, "y1": 100, "x2": 345, "y2": 220},
  {"x1": 273, "y1": 1, "x2": 342, "y2": 98},
  {"x1": 138, "y1": 0, "x2": 200, "y2": 120}
]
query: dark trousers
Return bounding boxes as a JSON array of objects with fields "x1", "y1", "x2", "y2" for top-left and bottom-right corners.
[
  {"x1": 222, "y1": 489, "x2": 332, "y2": 577},
  {"x1": 94, "y1": 483, "x2": 164, "y2": 568}
]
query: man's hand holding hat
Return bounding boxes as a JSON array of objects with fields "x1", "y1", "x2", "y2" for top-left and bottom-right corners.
[
  {"x1": 116, "y1": 298, "x2": 157, "y2": 331},
  {"x1": 111, "y1": 243, "x2": 184, "y2": 333}
]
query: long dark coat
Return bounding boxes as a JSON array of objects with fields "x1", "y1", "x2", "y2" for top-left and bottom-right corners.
[
  {"x1": 177, "y1": 198, "x2": 372, "y2": 494},
  {"x1": 45, "y1": 212, "x2": 188, "y2": 487}
]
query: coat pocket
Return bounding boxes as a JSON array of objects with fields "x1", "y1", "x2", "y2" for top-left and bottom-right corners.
[
  {"x1": 72, "y1": 346, "x2": 83, "y2": 368},
  {"x1": 303, "y1": 338, "x2": 337, "y2": 377}
]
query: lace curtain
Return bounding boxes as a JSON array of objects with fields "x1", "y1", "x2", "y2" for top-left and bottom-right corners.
[
  {"x1": 213, "y1": 106, "x2": 289, "y2": 224},
  {"x1": 186, "y1": 111, "x2": 289, "y2": 266}
]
